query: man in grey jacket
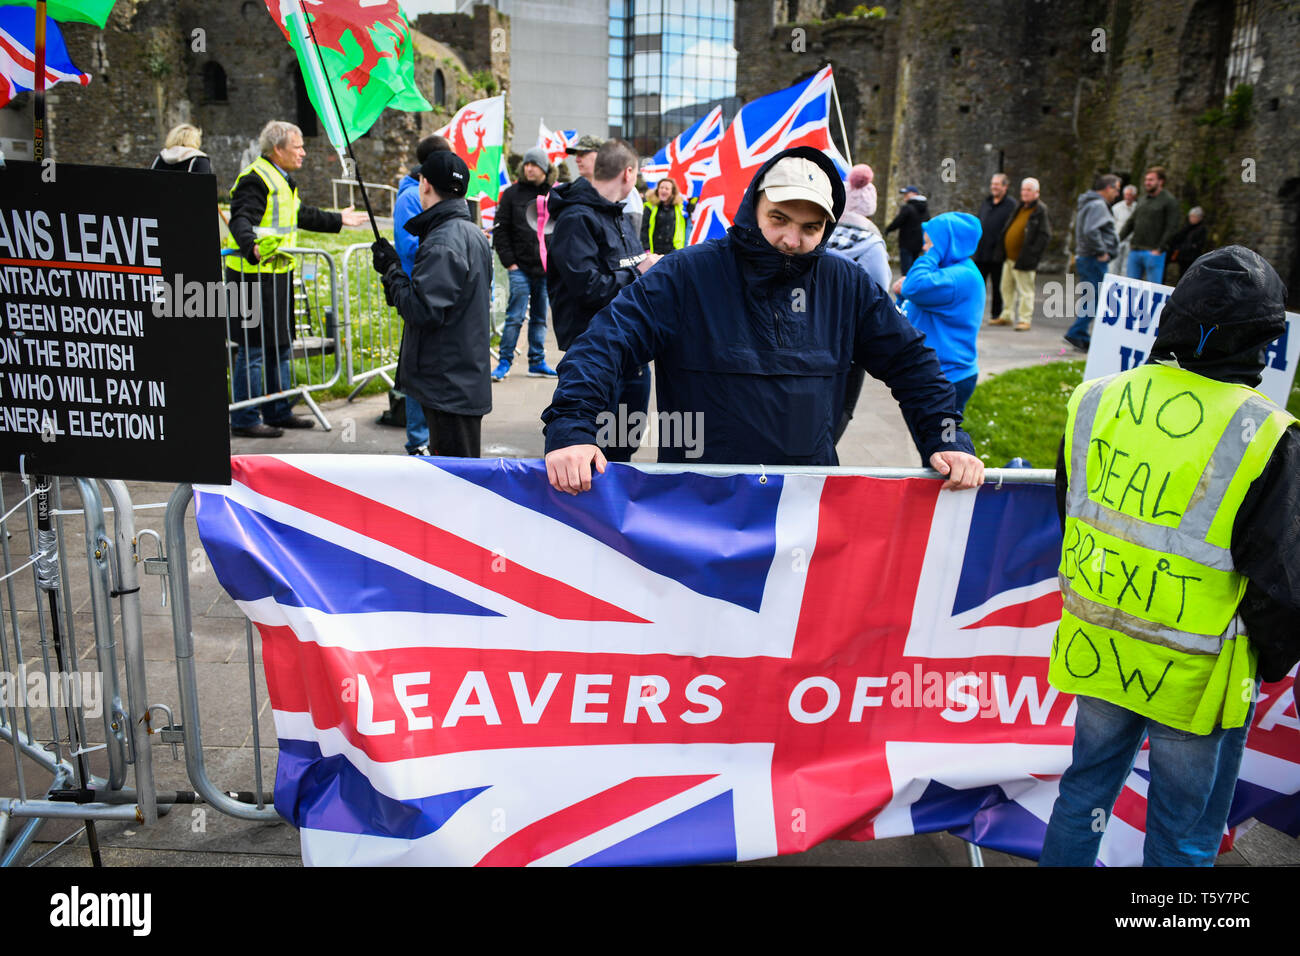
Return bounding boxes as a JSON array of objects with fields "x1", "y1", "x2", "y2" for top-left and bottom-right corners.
[
  {"x1": 370, "y1": 152, "x2": 493, "y2": 458},
  {"x1": 1065, "y1": 174, "x2": 1120, "y2": 351}
]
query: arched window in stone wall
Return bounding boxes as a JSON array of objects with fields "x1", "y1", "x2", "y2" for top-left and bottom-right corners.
[
  {"x1": 433, "y1": 69, "x2": 446, "y2": 107},
  {"x1": 202, "y1": 62, "x2": 227, "y2": 104}
]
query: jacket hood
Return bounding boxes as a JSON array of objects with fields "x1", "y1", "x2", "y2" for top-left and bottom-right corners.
[
  {"x1": 1150, "y1": 245, "x2": 1288, "y2": 385},
  {"x1": 922, "y1": 212, "x2": 981, "y2": 266},
  {"x1": 400, "y1": 170, "x2": 419, "y2": 192},
  {"x1": 727, "y1": 146, "x2": 846, "y2": 282},
  {"x1": 1077, "y1": 190, "x2": 1106, "y2": 211},
  {"x1": 547, "y1": 176, "x2": 624, "y2": 218},
  {"x1": 160, "y1": 145, "x2": 206, "y2": 163}
]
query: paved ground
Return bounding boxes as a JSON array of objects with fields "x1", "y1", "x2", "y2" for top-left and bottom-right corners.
[{"x1": 3, "y1": 272, "x2": 1296, "y2": 867}]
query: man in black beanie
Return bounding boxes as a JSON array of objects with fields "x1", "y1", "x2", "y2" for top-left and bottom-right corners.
[
  {"x1": 371, "y1": 151, "x2": 493, "y2": 457},
  {"x1": 1041, "y1": 245, "x2": 1300, "y2": 866}
]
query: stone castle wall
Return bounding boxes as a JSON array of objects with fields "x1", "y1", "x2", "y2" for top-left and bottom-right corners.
[{"x1": 42, "y1": 1, "x2": 509, "y2": 209}]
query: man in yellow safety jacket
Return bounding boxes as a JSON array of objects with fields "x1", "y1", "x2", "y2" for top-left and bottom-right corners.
[
  {"x1": 224, "y1": 120, "x2": 365, "y2": 438},
  {"x1": 1040, "y1": 245, "x2": 1300, "y2": 866}
]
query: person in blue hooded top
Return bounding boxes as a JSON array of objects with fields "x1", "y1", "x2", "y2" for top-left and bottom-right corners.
[
  {"x1": 541, "y1": 146, "x2": 985, "y2": 495},
  {"x1": 892, "y1": 212, "x2": 985, "y2": 435}
]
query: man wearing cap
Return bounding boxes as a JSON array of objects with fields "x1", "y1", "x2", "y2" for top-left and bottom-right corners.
[
  {"x1": 885, "y1": 184, "x2": 930, "y2": 276},
  {"x1": 542, "y1": 146, "x2": 983, "y2": 493},
  {"x1": 492, "y1": 147, "x2": 556, "y2": 381},
  {"x1": 1040, "y1": 245, "x2": 1300, "y2": 866},
  {"x1": 370, "y1": 152, "x2": 493, "y2": 458},
  {"x1": 566, "y1": 134, "x2": 605, "y2": 181}
]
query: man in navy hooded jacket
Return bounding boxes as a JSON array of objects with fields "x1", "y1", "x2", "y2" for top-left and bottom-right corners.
[{"x1": 542, "y1": 146, "x2": 985, "y2": 494}]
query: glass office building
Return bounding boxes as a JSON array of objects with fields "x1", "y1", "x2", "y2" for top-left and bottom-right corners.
[{"x1": 609, "y1": 0, "x2": 739, "y2": 156}]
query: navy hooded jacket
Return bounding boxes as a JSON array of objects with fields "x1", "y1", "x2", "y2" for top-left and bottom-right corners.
[
  {"x1": 546, "y1": 176, "x2": 647, "y2": 351},
  {"x1": 541, "y1": 146, "x2": 974, "y2": 466},
  {"x1": 900, "y1": 212, "x2": 985, "y2": 384}
]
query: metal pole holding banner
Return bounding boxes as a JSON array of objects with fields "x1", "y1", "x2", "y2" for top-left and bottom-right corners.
[{"x1": 33, "y1": 477, "x2": 102, "y2": 866}]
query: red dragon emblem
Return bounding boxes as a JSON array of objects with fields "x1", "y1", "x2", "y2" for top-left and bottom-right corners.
[
  {"x1": 266, "y1": 0, "x2": 409, "y2": 92},
  {"x1": 452, "y1": 109, "x2": 487, "y2": 171}
]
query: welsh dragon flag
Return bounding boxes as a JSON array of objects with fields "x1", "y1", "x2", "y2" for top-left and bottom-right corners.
[
  {"x1": 434, "y1": 95, "x2": 505, "y2": 203},
  {"x1": 0, "y1": 0, "x2": 116, "y2": 29},
  {"x1": 265, "y1": 0, "x2": 430, "y2": 151}
]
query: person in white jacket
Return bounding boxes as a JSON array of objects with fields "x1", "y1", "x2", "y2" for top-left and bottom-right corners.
[{"x1": 1109, "y1": 184, "x2": 1138, "y2": 275}]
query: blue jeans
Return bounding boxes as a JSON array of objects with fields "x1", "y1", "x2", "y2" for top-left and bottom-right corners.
[
  {"x1": 1066, "y1": 255, "x2": 1109, "y2": 344},
  {"x1": 231, "y1": 346, "x2": 292, "y2": 427},
  {"x1": 405, "y1": 396, "x2": 429, "y2": 453},
  {"x1": 1039, "y1": 692, "x2": 1255, "y2": 867},
  {"x1": 1126, "y1": 249, "x2": 1167, "y2": 284},
  {"x1": 499, "y1": 269, "x2": 548, "y2": 368}
]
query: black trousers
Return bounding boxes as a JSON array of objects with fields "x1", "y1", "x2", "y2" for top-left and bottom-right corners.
[
  {"x1": 421, "y1": 406, "x2": 482, "y2": 458},
  {"x1": 976, "y1": 260, "x2": 1004, "y2": 318}
]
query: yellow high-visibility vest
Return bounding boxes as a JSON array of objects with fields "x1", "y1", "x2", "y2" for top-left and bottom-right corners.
[
  {"x1": 223, "y1": 157, "x2": 299, "y2": 273},
  {"x1": 1050, "y1": 362, "x2": 1295, "y2": 733},
  {"x1": 646, "y1": 201, "x2": 686, "y2": 253}
]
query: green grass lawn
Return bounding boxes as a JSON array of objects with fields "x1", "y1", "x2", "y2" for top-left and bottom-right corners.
[
  {"x1": 964, "y1": 360, "x2": 1085, "y2": 469},
  {"x1": 965, "y1": 360, "x2": 1300, "y2": 471}
]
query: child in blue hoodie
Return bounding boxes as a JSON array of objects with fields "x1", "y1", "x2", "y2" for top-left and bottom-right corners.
[{"x1": 896, "y1": 211, "x2": 985, "y2": 420}]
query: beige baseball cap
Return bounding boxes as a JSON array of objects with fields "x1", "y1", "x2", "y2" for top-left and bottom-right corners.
[{"x1": 760, "y1": 157, "x2": 836, "y2": 217}]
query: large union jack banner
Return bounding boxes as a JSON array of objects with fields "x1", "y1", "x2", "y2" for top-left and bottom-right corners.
[
  {"x1": 688, "y1": 64, "x2": 849, "y2": 245},
  {"x1": 642, "y1": 105, "x2": 724, "y2": 200},
  {"x1": 194, "y1": 456, "x2": 1300, "y2": 866}
]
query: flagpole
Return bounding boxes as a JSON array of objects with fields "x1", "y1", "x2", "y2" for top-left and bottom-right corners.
[
  {"x1": 830, "y1": 71, "x2": 853, "y2": 167},
  {"x1": 294, "y1": 0, "x2": 380, "y2": 241},
  {"x1": 33, "y1": 0, "x2": 47, "y2": 164}
]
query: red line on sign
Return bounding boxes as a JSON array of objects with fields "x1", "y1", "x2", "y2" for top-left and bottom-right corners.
[{"x1": 0, "y1": 257, "x2": 163, "y2": 275}]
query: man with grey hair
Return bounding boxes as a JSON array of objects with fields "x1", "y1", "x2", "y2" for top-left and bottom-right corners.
[
  {"x1": 990, "y1": 176, "x2": 1050, "y2": 332},
  {"x1": 973, "y1": 172, "x2": 1016, "y2": 319},
  {"x1": 1064, "y1": 173, "x2": 1121, "y2": 350},
  {"x1": 1109, "y1": 183, "x2": 1138, "y2": 275},
  {"x1": 1165, "y1": 206, "x2": 1209, "y2": 285},
  {"x1": 223, "y1": 120, "x2": 365, "y2": 437}
]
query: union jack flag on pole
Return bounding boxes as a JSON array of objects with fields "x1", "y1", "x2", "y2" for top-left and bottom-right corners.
[
  {"x1": 0, "y1": 6, "x2": 88, "y2": 108},
  {"x1": 193, "y1": 456, "x2": 1300, "y2": 866},
  {"x1": 642, "y1": 104, "x2": 724, "y2": 200},
  {"x1": 537, "y1": 119, "x2": 577, "y2": 169},
  {"x1": 689, "y1": 65, "x2": 849, "y2": 245}
]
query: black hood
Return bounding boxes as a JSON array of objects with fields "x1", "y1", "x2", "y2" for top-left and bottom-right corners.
[
  {"x1": 405, "y1": 196, "x2": 471, "y2": 237},
  {"x1": 727, "y1": 146, "x2": 846, "y2": 284},
  {"x1": 547, "y1": 176, "x2": 624, "y2": 218},
  {"x1": 1149, "y1": 245, "x2": 1288, "y2": 386}
]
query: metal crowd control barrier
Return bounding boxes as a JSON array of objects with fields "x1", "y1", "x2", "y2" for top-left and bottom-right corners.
[
  {"x1": 339, "y1": 242, "x2": 405, "y2": 400},
  {"x1": 160, "y1": 483, "x2": 276, "y2": 822},
  {"x1": 221, "y1": 247, "x2": 342, "y2": 431},
  {"x1": 331, "y1": 179, "x2": 397, "y2": 218},
  {"x1": 0, "y1": 472, "x2": 161, "y2": 866}
]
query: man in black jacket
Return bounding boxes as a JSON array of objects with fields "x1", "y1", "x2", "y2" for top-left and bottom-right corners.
[
  {"x1": 973, "y1": 173, "x2": 1016, "y2": 319},
  {"x1": 546, "y1": 139, "x2": 660, "y2": 461},
  {"x1": 370, "y1": 152, "x2": 492, "y2": 458},
  {"x1": 492, "y1": 147, "x2": 555, "y2": 381},
  {"x1": 884, "y1": 185, "x2": 929, "y2": 275}
]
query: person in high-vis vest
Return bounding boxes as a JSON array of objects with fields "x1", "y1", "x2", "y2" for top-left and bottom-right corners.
[
  {"x1": 225, "y1": 120, "x2": 365, "y2": 438},
  {"x1": 1040, "y1": 246, "x2": 1300, "y2": 866},
  {"x1": 640, "y1": 177, "x2": 689, "y2": 256}
]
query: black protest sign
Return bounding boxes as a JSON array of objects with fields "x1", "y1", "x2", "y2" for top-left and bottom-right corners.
[{"x1": 0, "y1": 161, "x2": 230, "y2": 483}]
